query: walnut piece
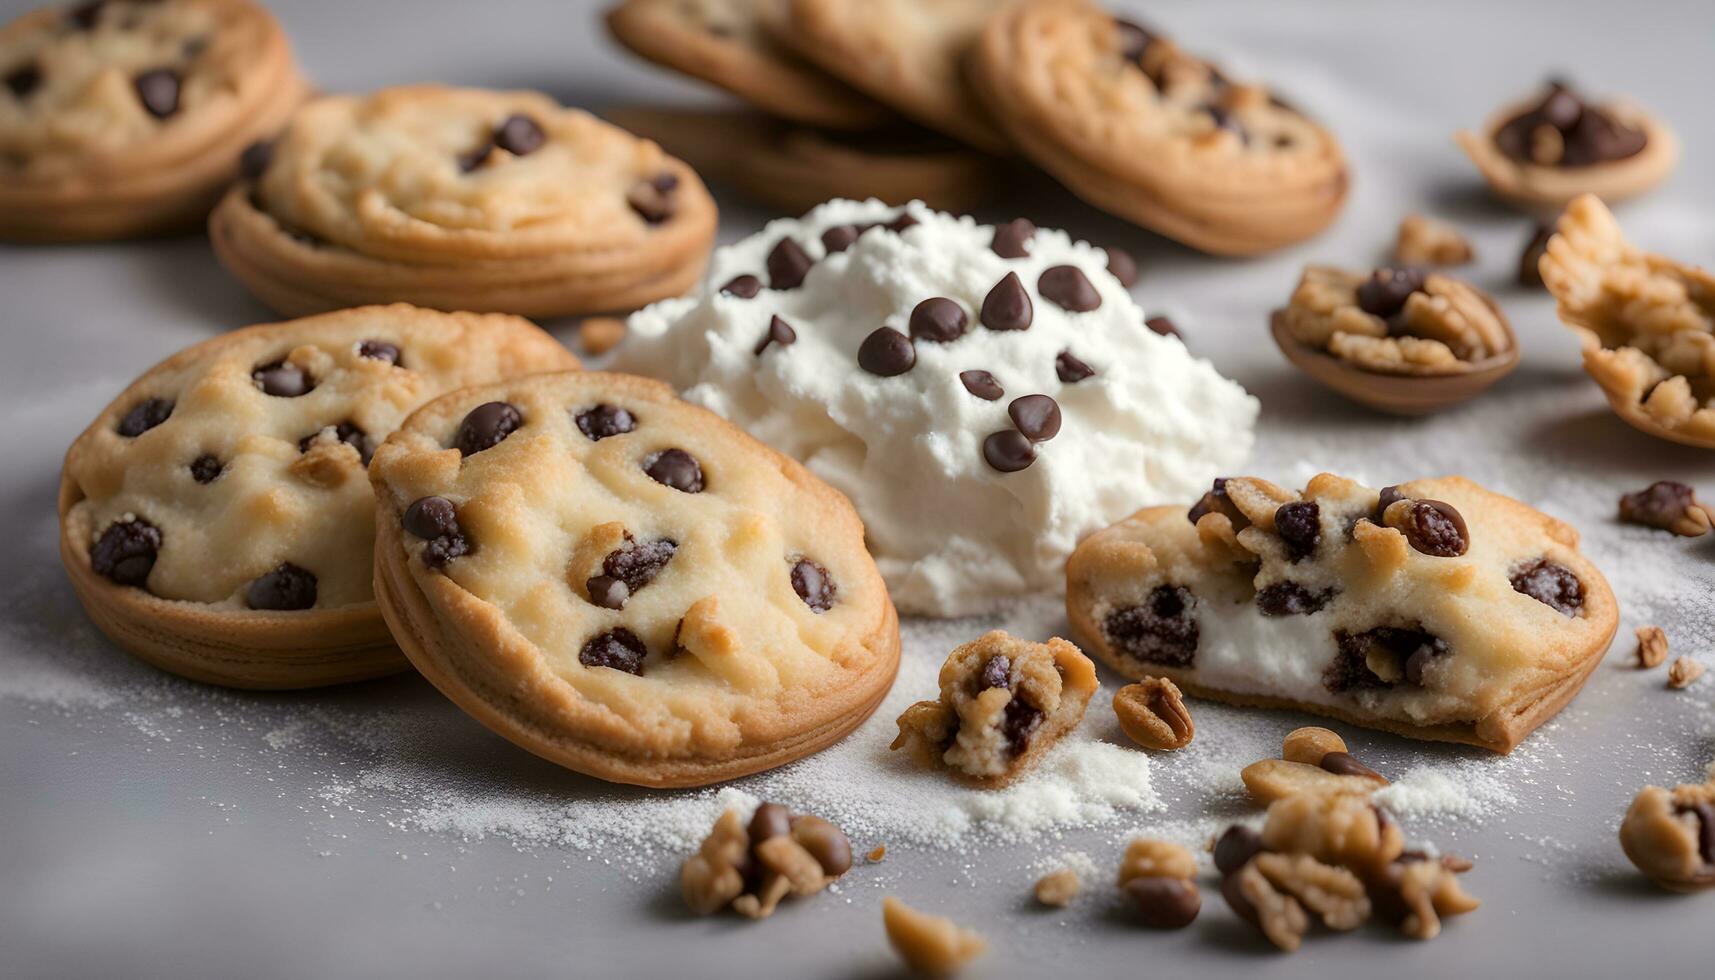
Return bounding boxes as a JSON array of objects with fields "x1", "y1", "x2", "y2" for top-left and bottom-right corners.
[
  {"x1": 1280, "y1": 265, "x2": 1509, "y2": 376},
  {"x1": 1262, "y1": 792, "x2": 1404, "y2": 873},
  {"x1": 1281, "y1": 726, "x2": 1346, "y2": 766},
  {"x1": 1117, "y1": 838, "x2": 1197, "y2": 884},
  {"x1": 1368, "y1": 854, "x2": 1481, "y2": 939},
  {"x1": 1223, "y1": 860, "x2": 1310, "y2": 952},
  {"x1": 1115, "y1": 837, "x2": 1202, "y2": 928},
  {"x1": 1619, "y1": 780, "x2": 1715, "y2": 892},
  {"x1": 1667, "y1": 656, "x2": 1705, "y2": 689},
  {"x1": 882, "y1": 897, "x2": 987, "y2": 976},
  {"x1": 679, "y1": 803, "x2": 852, "y2": 919},
  {"x1": 1253, "y1": 851, "x2": 1371, "y2": 931},
  {"x1": 1113, "y1": 677, "x2": 1195, "y2": 750},
  {"x1": 1241, "y1": 757, "x2": 1387, "y2": 805},
  {"x1": 578, "y1": 316, "x2": 627, "y2": 356},
  {"x1": 1635, "y1": 626, "x2": 1669, "y2": 668},
  {"x1": 1393, "y1": 214, "x2": 1475, "y2": 267},
  {"x1": 1033, "y1": 868, "x2": 1081, "y2": 907}
]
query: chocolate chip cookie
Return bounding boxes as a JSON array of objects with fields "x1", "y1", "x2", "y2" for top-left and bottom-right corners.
[
  {"x1": 1066, "y1": 473, "x2": 1618, "y2": 753},
  {"x1": 208, "y1": 84, "x2": 717, "y2": 319},
  {"x1": 0, "y1": 0, "x2": 307, "y2": 241},
  {"x1": 58, "y1": 305, "x2": 578, "y2": 689},
  {"x1": 970, "y1": 0, "x2": 1347, "y2": 255},
  {"x1": 368, "y1": 371, "x2": 900, "y2": 787}
]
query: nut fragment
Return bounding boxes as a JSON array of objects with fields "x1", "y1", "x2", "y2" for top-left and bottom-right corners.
[
  {"x1": 1253, "y1": 851, "x2": 1371, "y2": 931},
  {"x1": 1667, "y1": 656, "x2": 1705, "y2": 689},
  {"x1": 1123, "y1": 875, "x2": 1202, "y2": 929},
  {"x1": 680, "y1": 809, "x2": 747, "y2": 915},
  {"x1": 1113, "y1": 677, "x2": 1195, "y2": 750},
  {"x1": 1241, "y1": 758, "x2": 1387, "y2": 805},
  {"x1": 1634, "y1": 626, "x2": 1669, "y2": 669},
  {"x1": 1393, "y1": 214, "x2": 1474, "y2": 267},
  {"x1": 1281, "y1": 726, "x2": 1346, "y2": 766},
  {"x1": 1368, "y1": 854, "x2": 1481, "y2": 940},
  {"x1": 1223, "y1": 860, "x2": 1309, "y2": 952},
  {"x1": 578, "y1": 316, "x2": 627, "y2": 355},
  {"x1": 1618, "y1": 781, "x2": 1715, "y2": 892},
  {"x1": 1212, "y1": 824, "x2": 1267, "y2": 875},
  {"x1": 882, "y1": 897, "x2": 987, "y2": 977},
  {"x1": 1618, "y1": 481, "x2": 1711, "y2": 537},
  {"x1": 1262, "y1": 792, "x2": 1404, "y2": 873},
  {"x1": 867, "y1": 844, "x2": 888, "y2": 863},
  {"x1": 1033, "y1": 868, "x2": 1081, "y2": 907},
  {"x1": 680, "y1": 803, "x2": 851, "y2": 919},
  {"x1": 1117, "y1": 838, "x2": 1198, "y2": 884}
]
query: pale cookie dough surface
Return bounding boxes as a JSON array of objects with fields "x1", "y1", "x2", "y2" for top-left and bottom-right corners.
[
  {"x1": 368, "y1": 371, "x2": 900, "y2": 788},
  {"x1": 970, "y1": 0, "x2": 1347, "y2": 255},
  {"x1": 616, "y1": 199, "x2": 1258, "y2": 617},
  {"x1": 1066, "y1": 473, "x2": 1619, "y2": 752},
  {"x1": 1541, "y1": 194, "x2": 1715, "y2": 448}
]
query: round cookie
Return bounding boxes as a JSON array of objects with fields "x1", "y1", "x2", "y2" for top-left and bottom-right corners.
[
  {"x1": 605, "y1": 106, "x2": 999, "y2": 214},
  {"x1": 0, "y1": 0, "x2": 308, "y2": 241},
  {"x1": 58, "y1": 305, "x2": 578, "y2": 689},
  {"x1": 776, "y1": 0, "x2": 1010, "y2": 153},
  {"x1": 369, "y1": 371, "x2": 901, "y2": 788},
  {"x1": 605, "y1": 0, "x2": 889, "y2": 131},
  {"x1": 208, "y1": 84, "x2": 717, "y2": 319},
  {"x1": 970, "y1": 0, "x2": 1347, "y2": 256}
]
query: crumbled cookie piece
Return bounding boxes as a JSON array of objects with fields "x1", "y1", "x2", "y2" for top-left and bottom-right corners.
[
  {"x1": 1619, "y1": 780, "x2": 1715, "y2": 892},
  {"x1": 578, "y1": 316, "x2": 627, "y2": 355},
  {"x1": 1393, "y1": 214, "x2": 1473, "y2": 267},
  {"x1": 1113, "y1": 677, "x2": 1194, "y2": 750},
  {"x1": 1241, "y1": 728, "x2": 1388, "y2": 805},
  {"x1": 1278, "y1": 265, "x2": 1511, "y2": 376},
  {"x1": 1666, "y1": 657, "x2": 1705, "y2": 690},
  {"x1": 1635, "y1": 626, "x2": 1669, "y2": 669},
  {"x1": 868, "y1": 844, "x2": 888, "y2": 863},
  {"x1": 1367, "y1": 851, "x2": 1481, "y2": 940},
  {"x1": 680, "y1": 803, "x2": 853, "y2": 919},
  {"x1": 892, "y1": 631, "x2": 1098, "y2": 788},
  {"x1": 1116, "y1": 838, "x2": 1201, "y2": 929},
  {"x1": 1619, "y1": 481, "x2": 1711, "y2": 536},
  {"x1": 882, "y1": 897, "x2": 987, "y2": 977},
  {"x1": 1033, "y1": 868, "x2": 1081, "y2": 907}
]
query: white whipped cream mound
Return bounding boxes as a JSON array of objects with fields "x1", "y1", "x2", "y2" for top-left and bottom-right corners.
[{"x1": 618, "y1": 199, "x2": 1259, "y2": 617}]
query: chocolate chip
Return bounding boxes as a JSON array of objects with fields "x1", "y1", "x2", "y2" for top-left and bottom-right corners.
[
  {"x1": 494, "y1": 113, "x2": 545, "y2": 156},
  {"x1": 299, "y1": 422, "x2": 373, "y2": 465},
  {"x1": 789, "y1": 557, "x2": 835, "y2": 612},
  {"x1": 253, "y1": 361, "x2": 312, "y2": 397},
  {"x1": 1203, "y1": 104, "x2": 1246, "y2": 141},
  {"x1": 1561, "y1": 107, "x2": 1646, "y2": 166},
  {"x1": 1038, "y1": 265, "x2": 1101, "y2": 312},
  {"x1": 1618, "y1": 481, "x2": 1703, "y2": 532},
  {"x1": 357, "y1": 339, "x2": 401, "y2": 365},
  {"x1": 246, "y1": 563, "x2": 317, "y2": 611},
  {"x1": 5, "y1": 63, "x2": 41, "y2": 100},
  {"x1": 1107, "y1": 247, "x2": 1139, "y2": 288},
  {"x1": 457, "y1": 142, "x2": 493, "y2": 173},
  {"x1": 454, "y1": 401, "x2": 522, "y2": 456},
  {"x1": 643, "y1": 448, "x2": 704, "y2": 492},
  {"x1": 980, "y1": 272, "x2": 1033, "y2": 331},
  {"x1": 792, "y1": 815, "x2": 852, "y2": 875},
  {"x1": 748, "y1": 802, "x2": 791, "y2": 845},
  {"x1": 1124, "y1": 876, "x2": 1200, "y2": 930},
  {"x1": 885, "y1": 211, "x2": 917, "y2": 233},
  {"x1": 959, "y1": 370, "x2": 1004, "y2": 401},
  {"x1": 1319, "y1": 751, "x2": 1384, "y2": 781},
  {"x1": 1213, "y1": 825, "x2": 1265, "y2": 875},
  {"x1": 990, "y1": 218, "x2": 1036, "y2": 259},
  {"x1": 588, "y1": 537, "x2": 677, "y2": 609},
  {"x1": 585, "y1": 576, "x2": 628, "y2": 609},
  {"x1": 1509, "y1": 558, "x2": 1584, "y2": 617},
  {"x1": 1104, "y1": 585, "x2": 1198, "y2": 667},
  {"x1": 1187, "y1": 478, "x2": 1248, "y2": 529},
  {"x1": 1680, "y1": 801, "x2": 1715, "y2": 865},
  {"x1": 1273, "y1": 501, "x2": 1321, "y2": 561},
  {"x1": 238, "y1": 140, "x2": 273, "y2": 181},
  {"x1": 117, "y1": 397, "x2": 173, "y2": 437},
  {"x1": 1355, "y1": 267, "x2": 1427, "y2": 319},
  {"x1": 821, "y1": 224, "x2": 862, "y2": 253},
  {"x1": 1255, "y1": 582, "x2": 1333, "y2": 616},
  {"x1": 1055, "y1": 350, "x2": 1095, "y2": 383},
  {"x1": 754, "y1": 315, "x2": 797, "y2": 356},
  {"x1": 1001, "y1": 698, "x2": 1042, "y2": 756},
  {"x1": 1113, "y1": 18, "x2": 1157, "y2": 63},
  {"x1": 91, "y1": 518, "x2": 160, "y2": 587},
  {"x1": 1145, "y1": 315, "x2": 1179, "y2": 338},
  {"x1": 979, "y1": 654, "x2": 1011, "y2": 690},
  {"x1": 189, "y1": 454, "x2": 223, "y2": 484},
  {"x1": 857, "y1": 327, "x2": 915, "y2": 376},
  {"x1": 720, "y1": 274, "x2": 762, "y2": 298},
  {"x1": 404, "y1": 496, "x2": 469, "y2": 568},
  {"x1": 627, "y1": 173, "x2": 678, "y2": 224},
  {"x1": 1395, "y1": 499, "x2": 1469, "y2": 557},
  {"x1": 907, "y1": 297, "x2": 967, "y2": 343},
  {"x1": 1375, "y1": 485, "x2": 1408, "y2": 521},
  {"x1": 1327, "y1": 627, "x2": 1447, "y2": 692},
  {"x1": 133, "y1": 69, "x2": 180, "y2": 119},
  {"x1": 575, "y1": 404, "x2": 636, "y2": 441},
  {"x1": 1519, "y1": 223, "x2": 1553, "y2": 288},
  {"x1": 1007, "y1": 394, "x2": 1061, "y2": 442},
  {"x1": 68, "y1": 1, "x2": 105, "y2": 30},
  {"x1": 1539, "y1": 81, "x2": 1583, "y2": 130},
  {"x1": 579, "y1": 628, "x2": 647, "y2": 675},
  {"x1": 982, "y1": 430, "x2": 1035, "y2": 472},
  {"x1": 1494, "y1": 80, "x2": 1646, "y2": 167},
  {"x1": 766, "y1": 237, "x2": 814, "y2": 290}
]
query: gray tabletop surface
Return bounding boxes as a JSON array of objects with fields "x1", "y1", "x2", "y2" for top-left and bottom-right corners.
[{"x1": 4, "y1": 0, "x2": 1714, "y2": 977}]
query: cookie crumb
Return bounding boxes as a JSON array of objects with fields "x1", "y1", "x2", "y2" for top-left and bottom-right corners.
[
  {"x1": 1033, "y1": 868, "x2": 1081, "y2": 907},
  {"x1": 1393, "y1": 214, "x2": 1473, "y2": 266},
  {"x1": 680, "y1": 804, "x2": 852, "y2": 919},
  {"x1": 1634, "y1": 626, "x2": 1669, "y2": 669},
  {"x1": 579, "y1": 316, "x2": 627, "y2": 355},
  {"x1": 882, "y1": 896, "x2": 986, "y2": 977},
  {"x1": 867, "y1": 844, "x2": 887, "y2": 863},
  {"x1": 1666, "y1": 656, "x2": 1705, "y2": 689}
]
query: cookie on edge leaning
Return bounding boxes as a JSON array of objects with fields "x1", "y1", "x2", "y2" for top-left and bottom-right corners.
[
  {"x1": 369, "y1": 371, "x2": 901, "y2": 788},
  {"x1": 59, "y1": 305, "x2": 579, "y2": 689},
  {"x1": 0, "y1": 0, "x2": 308, "y2": 241},
  {"x1": 209, "y1": 84, "x2": 717, "y2": 319}
]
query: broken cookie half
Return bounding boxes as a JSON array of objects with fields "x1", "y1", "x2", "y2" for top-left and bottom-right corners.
[{"x1": 1066, "y1": 473, "x2": 1618, "y2": 753}]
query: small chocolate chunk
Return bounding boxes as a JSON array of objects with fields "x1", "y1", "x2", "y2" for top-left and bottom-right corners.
[
  {"x1": 1618, "y1": 481, "x2": 1708, "y2": 534},
  {"x1": 1319, "y1": 751, "x2": 1384, "y2": 781},
  {"x1": 789, "y1": 557, "x2": 835, "y2": 612},
  {"x1": 1327, "y1": 627, "x2": 1447, "y2": 692},
  {"x1": 1519, "y1": 223, "x2": 1553, "y2": 288},
  {"x1": 134, "y1": 69, "x2": 180, "y2": 119},
  {"x1": 253, "y1": 361, "x2": 312, "y2": 397},
  {"x1": 885, "y1": 211, "x2": 918, "y2": 233},
  {"x1": 754, "y1": 315, "x2": 797, "y2": 356},
  {"x1": 494, "y1": 113, "x2": 545, "y2": 156},
  {"x1": 589, "y1": 537, "x2": 677, "y2": 609},
  {"x1": 1355, "y1": 267, "x2": 1427, "y2": 319},
  {"x1": 1055, "y1": 351, "x2": 1095, "y2": 383},
  {"x1": 579, "y1": 628, "x2": 647, "y2": 675},
  {"x1": 857, "y1": 327, "x2": 915, "y2": 376},
  {"x1": 189, "y1": 454, "x2": 223, "y2": 484},
  {"x1": 1509, "y1": 558, "x2": 1584, "y2": 617},
  {"x1": 766, "y1": 237, "x2": 814, "y2": 290},
  {"x1": 979, "y1": 654, "x2": 1011, "y2": 690},
  {"x1": 821, "y1": 224, "x2": 862, "y2": 253},
  {"x1": 457, "y1": 142, "x2": 493, "y2": 173},
  {"x1": 1001, "y1": 698, "x2": 1042, "y2": 756},
  {"x1": 1187, "y1": 478, "x2": 1247, "y2": 529},
  {"x1": 90, "y1": 518, "x2": 161, "y2": 587},
  {"x1": 239, "y1": 140, "x2": 273, "y2": 181},
  {"x1": 299, "y1": 422, "x2": 373, "y2": 465},
  {"x1": 907, "y1": 297, "x2": 967, "y2": 343},
  {"x1": 575, "y1": 403, "x2": 636, "y2": 441},
  {"x1": 1273, "y1": 501, "x2": 1321, "y2": 561},
  {"x1": 68, "y1": 1, "x2": 105, "y2": 30},
  {"x1": 1255, "y1": 582, "x2": 1333, "y2": 616},
  {"x1": 1007, "y1": 394, "x2": 1061, "y2": 442},
  {"x1": 1394, "y1": 499, "x2": 1469, "y2": 557},
  {"x1": 247, "y1": 563, "x2": 317, "y2": 611},
  {"x1": 959, "y1": 370, "x2": 1004, "y2": 401},
  {"x1": 1038, "y1": 265, "x2": 1102, "y2": 312},
  {"x1": 720, "y1": 274, "x2": 763, "y2": 298},
  {"x1": 454, "y1": 401, "x2": 523, "y2": 456},
  {"x1": 1107, "y1": 247, "x2": 1139, "y2": 288},
  {"x1": 1213, "y1": 825, "x2": 1265, "y2": 875},
  {"x1": 1681, "y1": 802, "x2": 1715, "y2": 866},
  {"x1": 627, "y1": 173, "x2": 678, "y2": 224},
  {"x1": 1494, "y1": 80, "x2": 1647, "y2": 167},
  {"x1": 1104, "y1": 585, "x2": 1198, "y2": 667},
  {"x1": 748, "y1": 802, "x2": 792, "y2": 845},
  {"x1": 1203, "y1": 104, "x2": 1246, "y2": 141},
  {"x1": 1123, "y1": 876, "x2": 1201, "y2": 930},
  {"x1": 403, "y1": 496, "x2": 460, "y2": 540},
  {"x1": 982, "y1": 430, "x2": 1036, "y2": 472},
  {"x1": 586, "y1": 576, "x2": 628, "y2": 609},
  {"x1": 980, "y1": 272, "x2": 1033, "y2": 331},
  {"x1": 990, "y1": 218, "x2": 1036, "y2": 259},
  {"x1": 4, "y1": 63, "x2": 40, "y2": 100},
  {"x1": 117, "y1": 397, "x2": 173, "y2": 437},
  {"x1": 1145, "y1": 315, "x2": 1179, "y2": 338},
  {"x1": 1374, "y1": 485, "x2": 1408, "y2": 521},
  {"x1": 357, "y1": 339, "x2": 401, "y2": 365},
  {"x1": 644, "y1": 448, "x2": 704, "y2": 492},
  {"x1": 1113, "y1": 18, "x2": 1156, "y2": 63}
]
